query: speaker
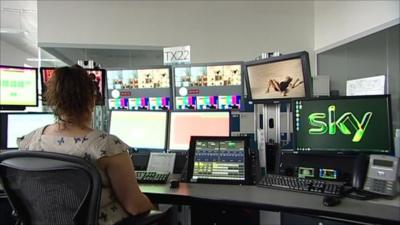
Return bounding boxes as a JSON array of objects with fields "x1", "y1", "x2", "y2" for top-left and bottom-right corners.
[{"x1": 265, "y1": 143, "x2": 281, "y2": 174}]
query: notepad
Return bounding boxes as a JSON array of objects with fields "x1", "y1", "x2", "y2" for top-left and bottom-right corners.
[{"x1": 147, "y1": 153, "x2": 176, "y2": 173}]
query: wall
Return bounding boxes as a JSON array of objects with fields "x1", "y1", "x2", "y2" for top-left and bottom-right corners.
[
  {"x1": 317, "y1": 24, "x2": 399, "y2": 129},
  {"x1": 0, "y1": 39, "x2": 36, "y2": 67},
  {"x1": 314, "y1": 0, "x2": 399, "y2": 52},
  {"x1": 37, "y1": 0, "x2": 315, "y2": 70}
]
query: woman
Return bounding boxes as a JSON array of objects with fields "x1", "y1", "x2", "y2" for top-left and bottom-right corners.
[{"x1": 18, "y1": 65, "x2": 154, "y2": 225}]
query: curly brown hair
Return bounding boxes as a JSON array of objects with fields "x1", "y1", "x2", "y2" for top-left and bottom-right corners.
[{"x1": 45, "y1": 65, "x2": 96, "y2": 126}]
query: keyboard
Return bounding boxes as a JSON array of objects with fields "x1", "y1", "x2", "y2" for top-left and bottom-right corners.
[
  {"x1": 135, "y1": 171, "x2": 170, "y2": 184},
  {"x1": 258, "y1": 174, "x2": 346, "y2": 197}
]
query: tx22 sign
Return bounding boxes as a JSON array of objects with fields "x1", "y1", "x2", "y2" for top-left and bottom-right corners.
[{"x1": 163, "y1": 45, "x2": 191, "y2": 65}]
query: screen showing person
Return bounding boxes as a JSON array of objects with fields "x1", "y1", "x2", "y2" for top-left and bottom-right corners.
[
  {"x1": 0, "y1": 66, "x2": 38, "y2": 107},
  {"x1": 6, "y1": 113, "x2": 54, "y2": 148},
  {"x1": 175, "y1": 67, "x2": 191, "y2": 87},
  {"x1": 190, "y1": 67, "x2": 207, "y2": 86},
  {"x1": 223, "y1": 65, "x2": 241, "y2": 85},
  {"x1": 246, "y1": 51, "x2": 311, "y2": 102},
  {"x1": 294, "y1": 95, "x2": 393, "y2": 154},
  {"x1": 109, "y1": 111, "x2": 167, "y2": 150},
  {"x1": 169, "y1": 111, "x2": 230, "y2": 150},
  {"x1": 207, "y1": 66, "x2": 224, "y2": 86},
  {"x1": 86, "y1": 69, "x2": 105, "y2": 105},
  {"x1": 152, "y1": 68, "x2": 170, "y2": 88}
]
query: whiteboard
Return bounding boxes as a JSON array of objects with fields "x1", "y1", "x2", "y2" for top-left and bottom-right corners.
[{"x1": 346, "y1": 75, "x2": 386, "y2": 96}]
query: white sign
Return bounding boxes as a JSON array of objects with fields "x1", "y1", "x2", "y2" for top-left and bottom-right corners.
[
  {"x1": 163, "y1": 45, "x2": 191, "y2": 65},
  {"x1": 346, "y1": 75, "x2": 386, "y2": 96}
]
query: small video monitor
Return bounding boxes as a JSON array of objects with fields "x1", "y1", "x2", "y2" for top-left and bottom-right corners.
[
  {"x1": 175, "y1": 96, "x2": 197, "y2": 110},
  {"x1": 0, "y1": 113, "x2": 54, "y2": 149},
  {"x1": 187, "y1": 136, "x2": 251, "y2": 184},
  {"x1": 293, "y1": 95, "x2": 393, "y2": 155},
  {"x1": 218, "y1": 95, "x2": 241, "y2": 110},
  {"x1": 109, "y1": 111, "x2": 167, "y2": 150},
  {"x1": 40, "y1": 67, "x2": 106, "y2": 105},
  {"x1": 245, "y1": 51, "x2": 311, "y2": 103},
  {"x1": 0, "y1": 65, "x2": 38, "y2": 109},
  {"x1": 168, "y1": 111, "x2": 230, "y2": 151},
  {"x1": 196, "y1": 96, "x2": 218, "y2": 110},
  {"x1": 128, "y1": 97, "x2": 149, "y2": 110}
]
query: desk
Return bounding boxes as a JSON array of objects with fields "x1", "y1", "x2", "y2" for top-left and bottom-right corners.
[{"x1": 140, "y1": 180, "x2": 400, "y2": 225}]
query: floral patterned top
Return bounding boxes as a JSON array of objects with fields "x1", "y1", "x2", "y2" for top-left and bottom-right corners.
[{"x1": 18, "y1": 126, "x2": 130, "y2": 225}]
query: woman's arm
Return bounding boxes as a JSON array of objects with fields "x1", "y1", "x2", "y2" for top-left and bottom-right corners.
[{"x1": 98, "y1": 152, "x2": 154, "y2": 215}]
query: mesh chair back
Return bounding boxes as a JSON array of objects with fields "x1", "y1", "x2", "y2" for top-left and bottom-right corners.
[{"x1": 0, "y1": 151, "x2": 102, "y2": 225}]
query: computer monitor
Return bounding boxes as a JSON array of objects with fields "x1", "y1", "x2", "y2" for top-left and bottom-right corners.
[
  {"x1": 109, "y1": 111, "x2": 168, "y2": 150},
  {"x1": 0, "y1": 113, "x2": 54, "y2": 149},
  {"x1": 40, "y1": 67, "x2": 106, "y2": 105},
  {"x1": 187, "y1": 136, "x2": 251, "y2": 184},
  {"x1": 107, "y1": 67, "x2": 172, "y2": 111},
  {"x1": 168, "y1": 111, "x2": 230, "y2": 151},
  {"x1": 0, "y1": 65, "x2": 38, "y2": 109},
  {"x1": 173, "y1": 62, "x2": 243, "y2": 110},
  {"x1": 293, "y1": 95, "x2": 393, "y2": 155},
  {"x1": 245, "y1": 51, "x2": 312, "y2": 103}
]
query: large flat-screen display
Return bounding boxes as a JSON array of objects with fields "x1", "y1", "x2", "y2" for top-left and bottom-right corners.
[
  {"x1": 0, "y1": 65, "x2": 38, "y2": 108},
  {"x1": 168, "y1": 111, "x2": 230, "y2": 151},
  {"x1": 0, "y1": 113, "x2": 54, "y2": 149},
  {"x1": 245, "y1": 51, "x2": 311, "y2": 103},
  {"x1": 293, "y1": 95, "x2": 393, "y2": 155},
  {"x1": 173, "y1": 62, "x2": 243, "y2": 110},
  {"x1": 109, "y1": 111, "x2": 168, "y2": 150},
  {"x1": 107, "y1": 67, "x2": 172, "y2": 111},
  {"x1": 40, "y1": 67, "x2": 106, "y2": 105}
]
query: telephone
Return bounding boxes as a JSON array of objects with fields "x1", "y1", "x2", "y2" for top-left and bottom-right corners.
[{"x1": 352, "y1": 154, "x2": 400, "y2": 197}]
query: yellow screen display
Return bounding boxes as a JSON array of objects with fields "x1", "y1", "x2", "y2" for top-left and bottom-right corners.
[{"x1": 0, "y1": 67, "x2": 37, "y2": 106}]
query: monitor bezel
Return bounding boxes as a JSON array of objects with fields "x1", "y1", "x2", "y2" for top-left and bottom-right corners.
[
  {"x1": 108, "y1": 110, "x2": 169, "y2": 151},
  {"x1": 0, "y1": 112, "x2": 55, "y2": 149},
  {"x1": 172, "y1": 61, "x2": 244, "y2": 111},
  {"x1": 291, "y1": 94, "x2": 394, "y2": 156},
  {"x1": 244, "y1": 51, "x2": 312, "y2": 104},
  {"x1": 40, "y1": 67, "x2": 107, "y2": 106},
  {"x1": 106, "y1": 65, "x2": 173, "y2": 110},
  {"x1": 167, "y1": 110, "x2": 232, "y2": 151},
  {"x1": 0, "y1": 65, "x2": 39, "y2": 108},
  {"x1": 187, "y1": 136, "x2": 251, "y2": 185}
]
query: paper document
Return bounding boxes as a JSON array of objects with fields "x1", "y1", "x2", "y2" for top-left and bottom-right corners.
[{"x1": 147, "y1": 153, "x2": 176, "y2": 173}]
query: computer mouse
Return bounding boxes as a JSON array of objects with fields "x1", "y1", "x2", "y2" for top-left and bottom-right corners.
[
  {"x1": 323, "y1": 196, "x2": 341, "y2": 207},
  {"x1": 170, "y1": 179, "x2": 180, "y2": 189}
]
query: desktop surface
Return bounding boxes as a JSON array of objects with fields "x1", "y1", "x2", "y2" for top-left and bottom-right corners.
[{"x1": 139, "y1": 180, "x2": 400, "y2": 224}]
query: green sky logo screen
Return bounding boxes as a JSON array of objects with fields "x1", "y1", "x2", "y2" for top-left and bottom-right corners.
[{"x1": 308, "y1": 105, "x2": 373, "y2": 142}]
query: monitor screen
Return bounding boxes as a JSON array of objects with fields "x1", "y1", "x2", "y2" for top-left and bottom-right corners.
[
  {"x1": 168, "y1": 111, "x2": 230, "y2": 151},
  {"x1": 1, "y1": 113, "x2": 54, "y2": 149},
  {"x1": 107, "y1": 67, "x2": 172, "y2": 110},
  {"x1": 245, "y1": 51, "x2": 311, "y2": 103},
  {"x1": 40, "y1": 67, "x2": 106, "y2": 105},
  {"x1": 187, "y1": 136, "x2": 251, "y2": 184},
  {"x1": 173, "y1": 62, "x2": 243, "y2": 111},
  {"x1": 293, "y1": 95, "x2": 393, "y2": 154},
  {"x1": 0, "y1": 66, "x2": 38, "y2": 107},
  {"x1": 109, "y1": 111, "x2": 167, "y2": 150}
]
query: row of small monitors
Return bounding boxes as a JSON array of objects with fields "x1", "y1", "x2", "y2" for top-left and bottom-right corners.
[
  {"x1": 107, "y1": 64, "x2": 242, "y2": 90},
  {"x1": 108, "y1": 95, "x2": 241, "y2": 111},
  {"x1": 1, "y1": 111, "x2": 231, "y2": 151}
]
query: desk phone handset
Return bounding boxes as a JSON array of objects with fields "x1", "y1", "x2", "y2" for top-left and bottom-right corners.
[{"x1": 352, "y1": 154, "x2": 400, "y2": 198}]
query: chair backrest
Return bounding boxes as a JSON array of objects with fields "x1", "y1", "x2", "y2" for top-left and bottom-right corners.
[{"x1": 0, "y1": 151, "x2": 102, "y2": 225}]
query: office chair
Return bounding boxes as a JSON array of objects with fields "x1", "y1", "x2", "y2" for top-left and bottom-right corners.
[{"x1": 0, "y1": 151, "x2": 166, "y2": 225}]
